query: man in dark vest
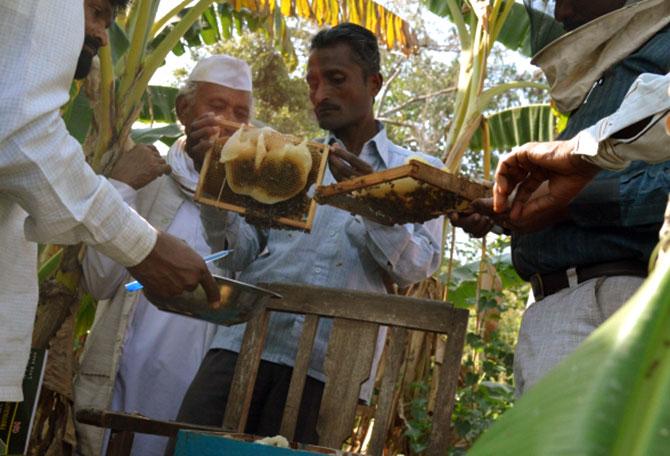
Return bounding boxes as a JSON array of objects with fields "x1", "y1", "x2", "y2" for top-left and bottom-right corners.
[{"x1": 454, "y1": 0, "x2": 670, "y2": 394}]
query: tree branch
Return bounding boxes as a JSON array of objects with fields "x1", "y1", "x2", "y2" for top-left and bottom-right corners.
[
  {"x1": 380, "y1": 86, "x2": 457, "y2": 118},
  {"x1": 377, "y1": 117, "x2": 419, "y2": 129},
  {"x1": 376, "y1": 64, "x2": 403, "y2": 118}
]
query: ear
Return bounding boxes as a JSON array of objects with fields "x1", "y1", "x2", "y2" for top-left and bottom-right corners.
[
  {"x1": 175, "y1": 95, "x2": 190, "y2": 127},
  {"x1": 368, "y1": 73, "x2": 383, "y2": 98}
]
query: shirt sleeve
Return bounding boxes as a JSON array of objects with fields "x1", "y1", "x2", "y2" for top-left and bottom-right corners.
[
  {"x1": 0, "y1": 1, "x2": 157, "y2": 268},
  {"x1": 81, "y1": 180, "x2": 138, "y2": 300},
  {"x1": 345, "y1": 215, "x2": 443, "y2": 289},
  {"x1": 200, "y1": 205, "x2": 266, "y2": 272},
  {"x1": 573, "y1": 72, "x2": 670, "y2": 170}
]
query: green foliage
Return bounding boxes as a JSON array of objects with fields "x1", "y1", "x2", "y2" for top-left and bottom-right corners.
[
  {"x1": 424, "y1": 0, "x2": 532, "y2": 56},
  {"x1": 37, "y1": 248, "x2": 63, "y2": 284},
  {"x1": 209, "y1": 31, "x2": 320, "y2": 138},
  {"x1": 62, "y1": 89, "x2": 92, "y2": 145},
  {"x1": 376, "y1": 51, "x2": 458, "y2": 159},
  {"x1": 404, "y1": 382, "x2": 433, "y2": 454},
  {"x1": 74, "y1": 294, "x2": 97, "y2": 351},
  {"x1": 469, "y1": 104, "x2": 555, "y2": 152},
  {"x1": 131, "y1": 123, "x2": 183, "y2": 145},
  {"x1": 441, "y1": 235, "x2": 529, "y2": 452}
]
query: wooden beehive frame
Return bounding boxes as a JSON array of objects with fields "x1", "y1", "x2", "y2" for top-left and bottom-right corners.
[
  {"x1": 194, "y1": 120, "x2": 330, "y2": 231},
  {"x1": 315, "y1": 160, "x2": 492, "y2": 226}
]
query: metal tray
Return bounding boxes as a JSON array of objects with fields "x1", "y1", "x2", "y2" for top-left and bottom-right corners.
[{"x1": 147, "y1": 275, "x2": 282, "y2": 326}]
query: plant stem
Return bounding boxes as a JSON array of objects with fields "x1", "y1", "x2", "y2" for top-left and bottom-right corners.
[{"x1": 151, "y1": 0, "x2": 194, "y2": 37}]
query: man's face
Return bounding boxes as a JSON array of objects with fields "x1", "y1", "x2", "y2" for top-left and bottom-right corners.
[
  {"x1": 75, "y1": 0, "x2": 113, "y2": 79},
  {"x1": 306, "y1": 43, "x2": 381, "y2": 133},
  {"x1": 554, "y1": 0, "x2": 626, "y2": 31},
  {"x1": 177, "y1": 82, "x2": 252, "y2": 167}
]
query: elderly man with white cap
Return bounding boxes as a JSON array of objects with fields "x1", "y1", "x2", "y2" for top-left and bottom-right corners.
[{"x1": 73, "y1": 54, "x2": 253, "y2": 456}]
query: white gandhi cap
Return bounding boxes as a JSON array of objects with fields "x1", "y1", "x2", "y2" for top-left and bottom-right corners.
[{"x1": 188, "y1": 54, "x2": 253, "y2": 92}]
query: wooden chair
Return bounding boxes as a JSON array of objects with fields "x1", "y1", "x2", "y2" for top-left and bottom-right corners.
[{"x1": 77, "y1": 283, "x2": 468, "y2": 456}]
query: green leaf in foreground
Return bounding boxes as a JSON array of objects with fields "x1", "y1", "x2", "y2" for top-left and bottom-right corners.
[{"x1": 469, "y1": 256, "x2": 670, "y2": 455}]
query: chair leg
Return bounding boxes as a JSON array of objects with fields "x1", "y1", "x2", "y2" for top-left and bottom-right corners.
[{"x1": 106, "y1": 430, "x2": 135, "y2": 456}]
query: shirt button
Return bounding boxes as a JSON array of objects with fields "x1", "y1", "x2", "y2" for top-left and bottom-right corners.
[
  {"x1": 315, "y1": 267, "x2": 321, "y2": 273},
  {"x1": 329, "y1": 230, "x2": 336, "y2": 237}
]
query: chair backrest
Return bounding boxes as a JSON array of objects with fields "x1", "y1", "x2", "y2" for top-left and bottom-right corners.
[
  {"x1": 76, "y1": 283, "x2": 468, "y2": 456},
  {"x1": 223, "y1": 282, "x2": 469, "y2": 456}
]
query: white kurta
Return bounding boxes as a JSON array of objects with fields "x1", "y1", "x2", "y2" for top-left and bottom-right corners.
[
  {"x1": 81, "y1": 140, "x2": 217, "y2": 456},
  {"x1": 0, "y1": 1, "x2": 156, "y2": 401}
]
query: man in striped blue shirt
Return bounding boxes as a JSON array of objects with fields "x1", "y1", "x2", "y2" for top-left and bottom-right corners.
[{"x1": 172, "y1": 23, "x2": 444, "y2": 444}]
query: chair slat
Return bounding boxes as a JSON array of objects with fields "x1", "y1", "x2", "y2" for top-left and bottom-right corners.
[
  {"x1": 280, "y1": 314, "x2": 320, "y2": 440},
  {"x1": 426, "y1": 317, "x2": 468, "y2": 456},
  {"x1": 223, "y1": 310, "x2": 270, "y2": 432},
  {"x1": 317, "y1": 319, "x2": 379, "y2": 448},
  {"x1": 367, "y1": 327, "x2": 408, "y2": 456}
]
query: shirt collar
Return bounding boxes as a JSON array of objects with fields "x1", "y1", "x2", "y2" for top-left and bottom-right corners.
[{"x1": 326, "y1": 121, "x2": 392, "y2": 169}]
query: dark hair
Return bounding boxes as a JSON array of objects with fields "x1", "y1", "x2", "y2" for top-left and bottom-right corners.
[
  {"x1": 310, "y1": 22, "x2": 380, "y2": 77},
  {"x1": 110, "y1": 0, "x2": 131, "y2": 14}
]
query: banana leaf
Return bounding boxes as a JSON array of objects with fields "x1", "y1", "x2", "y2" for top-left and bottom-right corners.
[
  {"x1": 62, "y1": 89, "x2": 92, "y2": 144},
  {"x1": 470, "y1": 104, "x2": 555, "y2": 152},
  {"x1": 424, "y1": 0, "x2": 532, "y2": 56},
  {"x1": 138, "y1": 85, "x2": 179, "y2": 124},
  {"x1": 469, "y1": 255, "x2": 670, "y2": 455},
  {"x1": 131, "y1": 123, "x2": 183, "y2": 146}
]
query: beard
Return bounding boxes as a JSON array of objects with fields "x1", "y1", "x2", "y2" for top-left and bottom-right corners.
[{"x1": 74, "y1": 35, "x2": 102, "y2": 80}]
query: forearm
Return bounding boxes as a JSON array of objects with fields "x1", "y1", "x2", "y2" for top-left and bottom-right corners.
[
  {"x1": 81, "y1": 180, "x2": 139, "y2": 299},
  {"x1": 0, "y1": 129, "x2": 157, "y2": 266},
  {"x1": 346, "y1": 216, "x2": 443, "y2": 288}
]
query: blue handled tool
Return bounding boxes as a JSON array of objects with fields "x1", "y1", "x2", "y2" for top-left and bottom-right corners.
[{"x1": 124, "y1": 249, "x2": 233, "y2": 292}]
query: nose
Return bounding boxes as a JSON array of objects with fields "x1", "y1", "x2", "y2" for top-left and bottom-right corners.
[
  {"x1": 89, "y1": 19, "x2": 109, "y2": 48},
  {"x1": 310, "y1": 83, "x2": 329, "y2": 107},
  {"x1": 96, "y1": 27, "x2": 109, "y2": 48}
]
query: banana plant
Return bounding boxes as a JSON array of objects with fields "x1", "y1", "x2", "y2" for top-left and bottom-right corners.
[
  {"x1": 424, "y1": 0, "x2": 548, "y2": 170},
  {"x1": 469, "y1": 103, "x2": 555, "y2": 152}
]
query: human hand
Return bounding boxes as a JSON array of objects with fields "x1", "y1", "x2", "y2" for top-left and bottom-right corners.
[
  {"x1": 493, "y1": 140, "x2": 600, "y2": 222},
  {"x1": 327, "y1": 143, "x2": 374, "y2": 182},
  {"x1": 448, "y1": 198, "x2": 496, "y2": 238},
  {"x1": 127, "y1": 231, "x2": 221, "y2": 308},
  {"x1": 186, "y1": 112, "x2": 236, "y2": 170},
  {"x1": 109, "y1": 144, "x2": 171, "y2": 190}
]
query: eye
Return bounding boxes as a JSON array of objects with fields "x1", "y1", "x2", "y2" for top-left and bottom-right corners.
[
  {"x1": 210, "y1": 100, "x2": 227, "y2": 110},
  {"x1": 329, "y1": 74, "x2": 346, "y2": 85},
  {"x1": 234, "y1": 109, "x2": 249, "y2": 121}
]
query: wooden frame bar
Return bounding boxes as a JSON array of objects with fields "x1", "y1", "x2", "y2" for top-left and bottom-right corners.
[
  {"x1": 315, "y1": 160, "x2": 491, "y2": 226},
  {"x1": 262, "y1": 283, "x2": 468, "y2": 334},
  {"x1": 194, "y1": 120, "x2": 330, "y2": 232}
]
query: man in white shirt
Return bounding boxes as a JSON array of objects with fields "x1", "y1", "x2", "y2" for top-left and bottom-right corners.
[
  {"x1": 74, "y1": 55, "x2": 253, "y2": 456},
  {"x1": 0, "y1": 0, "x2": 219, "y2": 402}
]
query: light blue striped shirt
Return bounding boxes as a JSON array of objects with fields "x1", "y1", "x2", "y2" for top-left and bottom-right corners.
[{"x1": 202, "y1": 125, "x2": 444, "y2": 388}]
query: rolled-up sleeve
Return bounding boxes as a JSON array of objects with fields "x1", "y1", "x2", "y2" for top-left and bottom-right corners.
[
  {"x1": 345, "y1": 215, "x2": 443, "y2": 289},
  {"x1": 0, "y1": 1, "x2": 157, "y2": 268},
  {"x1": 574, "y1": 72, "x2": 670, "y2": 170}
]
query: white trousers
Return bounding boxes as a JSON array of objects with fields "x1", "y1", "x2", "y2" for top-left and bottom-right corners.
[{"x1": 514, "y1": 275, "x2": 644, "y2": 396}]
